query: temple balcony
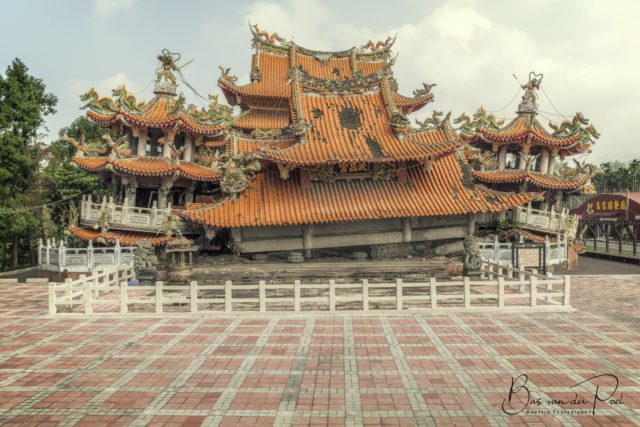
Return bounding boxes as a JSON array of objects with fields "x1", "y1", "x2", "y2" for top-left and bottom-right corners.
[
  {"x1": 79, "y1": 195, "x2": 196, "y2": 234},
  {"x1": 39, "y1": 238, "x2": 135, "y2": 272},
  {"x1": 511, "y1": 203, "x2": 577, "y2": 237},
  {"x1": 478, "y1": 236, "x2": 569, "y2": 266}
]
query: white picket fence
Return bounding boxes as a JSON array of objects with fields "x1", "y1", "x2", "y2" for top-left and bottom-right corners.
[{"x1": 48, "y1": 263, "x2": 571, "y2": 315}]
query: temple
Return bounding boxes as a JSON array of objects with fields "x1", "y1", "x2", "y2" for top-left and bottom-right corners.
[
  {"x1": 66, "y1": 27, "x2": 551, "y2": 267},
  {"x1": 457, "y1": 72, "x2": 599, "y2": 245},
  {"x1": 68, "y1": 50, "x2": 231, "y2": 246}
]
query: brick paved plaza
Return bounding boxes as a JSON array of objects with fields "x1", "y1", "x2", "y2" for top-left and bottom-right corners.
[{"x1": 0, "y1": 275, "x2": 638, "y2": 426}]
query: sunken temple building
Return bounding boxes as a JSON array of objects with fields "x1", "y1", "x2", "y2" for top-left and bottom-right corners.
[{"x1": 66, "y1": 26, "x2": 602, "y2": 263}]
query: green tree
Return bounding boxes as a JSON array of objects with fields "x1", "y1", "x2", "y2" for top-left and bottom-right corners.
[
  {"x1": 42, "y1": 117, "x2": 110, "y2": 239},
  {"x1": 0, "y1": 58, "x2": 57, "y2": 269}
]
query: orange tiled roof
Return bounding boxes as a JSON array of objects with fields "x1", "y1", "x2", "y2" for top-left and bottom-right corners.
[
  {"x1": 357, "y1": 61, "x2": 385, "y2": 76},
  {"x1": 68, "y1": 227, "x2": 173, "y2": 246},
  {"x1": 259, "y1": 90, "x2": 458, "y2": 165},
  {"x1": 296, "y1": 53, "x2": 354, "y2": 79},
  {"x1": 471, "y1": 114, "x2": 583, "y2": 150},
  {"x1": 186, "y1": 154, "x2": 537, "y2": 228},
  {"x1": 72, "y1": 156, "x2": 221, "y2": 181},
  {"x1": 86, "y1": 96, "x2": 228, "y2": 137},
  {"x1": 236, "y1": 137, "x2": 297, "y2": 155},
  {"x1": 391, "y1": 91, "x2": 433, "y2": 114},
  {"x1": 234, "y1": 109, "x2": 291, "y2": 129},
  {"x1": 472, "y1": 170, "x2": 587, "y2": 190},
  {"x1": 220, "y1": 52, "x2": 290, "y2": 101}
]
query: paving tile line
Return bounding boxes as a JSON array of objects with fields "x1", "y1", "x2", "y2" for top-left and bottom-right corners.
[
  {"x1": 343, "y1": 316, "x2": 363, "y2": 427},
  {"x1": 130, "y1": 318, "x2": 242, "y2": 426},
  {"x1": 448, "y1": 314, "x2": 578, "y2": 426},
  {"x1": 379, "y1": 316, "x2": 434, "y2": 425},
  {"x1": 0, "y1": 317, "x2": 145, "y2": 389},
  {"x1": 0, "y1": 317, "x2": 174, "y2": 424},
  {"x1": 202, "y1": 319, "x2": 279, "y2": 425},
  {"x1": 414, "y1": 315, "x2": 498, "y2": 424},
  {"x1": 52, "y1": 317, "x2": 210, "y2": 426},
  {"x1": 518, "y1": 312, "x2": 640, "y2": 420},
  {"x1": 273, "y1": 318, "x2": 315, "y2": 426}
]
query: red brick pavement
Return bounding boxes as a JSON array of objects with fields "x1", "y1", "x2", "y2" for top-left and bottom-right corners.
[{"x1": 0, "y1": 275, "x2": 638, "y2": 425}]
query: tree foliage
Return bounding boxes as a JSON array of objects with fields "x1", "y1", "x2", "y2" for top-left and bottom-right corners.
[
  {"x1": 592, "y1": 159, "x2": 640, "y2": 193},
  {"x1": 0, "y1": 59, "x2": 57, "y2": 269},
  {"x1": 42, "y1": 117, "x2": 110, "y2": 238}
]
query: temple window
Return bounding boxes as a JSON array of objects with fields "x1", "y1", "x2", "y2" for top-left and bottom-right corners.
[{"x1": 505, "y1": 153, "x2": 517, "y2": 169}]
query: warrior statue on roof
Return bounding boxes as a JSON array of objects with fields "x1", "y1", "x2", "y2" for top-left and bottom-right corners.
[{"x1": 156, "y1": 49, "x2": 180, "y2": 85}]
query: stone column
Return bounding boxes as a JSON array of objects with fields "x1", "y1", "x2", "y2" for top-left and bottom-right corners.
[
  {"x1": 302, "y1": 225, "x2": 314, "y2": 259},
  {"x1": 158, "y1": 175, "x2": 174, "y2": 209},
  {"x1": 183, "y1": 135, "x2": 193, "y2": 162},
  {"x1": 518, "y1": 144, "x2": 531, "y2": 170},
  {"x1": 134, "y1": 127, "x2": 148, "y2": 156},
  {"x1": 466, "y1": 214, "x2": 476, "y2": 235},
  {"x1": 498, "y1": 145, "x2": 508, "y2": 170},
  {"x1": 538, "y1": 147, "x2": 550, "y2": 174},
  {"x1": 162, "y1": 129, "x2": 176, "y2": 158},
  {"x1": 548, "y1": 148, "x2": 558, "y2": 174},
  {"x1": 401, "y1": 218, "x2": 412, "y2": 242},
  {"x1": 122, "y1": 176, "x2": 137, "y2": 206},
  {"x1": 184, "y1": 183, "x2": 196, "y2": 205}
]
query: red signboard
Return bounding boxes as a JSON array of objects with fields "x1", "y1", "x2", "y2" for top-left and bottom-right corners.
[{"x1": 570, "y1": 193, "x2": 640, "y2": 221}]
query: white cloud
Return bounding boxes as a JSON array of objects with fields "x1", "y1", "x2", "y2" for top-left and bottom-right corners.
[{"x1": 94, "y1": 0, "x2": 135, "y2": 17}]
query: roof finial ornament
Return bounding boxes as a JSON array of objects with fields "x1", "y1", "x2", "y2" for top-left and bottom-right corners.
[
  {"x1": 516, "y1": 71, "x2": 543, "y2": 114},
  {"x1": 249, "y1": 22, "x2": 288, "y2": 47},
  {"x1": 154, "y1": 49, "x2": 182, "y2": 96}
]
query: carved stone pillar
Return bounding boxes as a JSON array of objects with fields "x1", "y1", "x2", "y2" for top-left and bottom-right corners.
[
  {"x1": 538, "y1": 147, "x2": 550, "y2": 174},
  {"x1": 122, "y1": 176, "x2": 138, "y2": 206},
  {"x1": 158, "y1": 175, "x2": 176, "y2": 209},
  {"x1": 184, "y1": 183, "x2": 196, "y2": 205},
  {"x1": 133, "y1": 127, "x2": 148, "y2": 156},
  {"x1": 183, "y1": 134, "x2": 193, "y2": 162},
  {"x1": 548, "y1": 148, "x2": 558, "y2": 175},
  {"x1": 162, "y1": 129, "x2": 176, "y2": 158},
  {"x1": 518, "y1": 144, "x2": 531, "y2": 170},
  {"x1": 498, "y1": 145, "x2": 508, "y2": 170}
]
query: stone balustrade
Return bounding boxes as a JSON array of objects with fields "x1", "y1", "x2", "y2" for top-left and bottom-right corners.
[
  {"x1": 478, "y1": 236, "x2": 568, "y2": 266},
  {"x1": 79, "y1": 195, "x2": 194, "y2": 233},
  {"x1": 38, "y1": 239, "x2": 136, "y2": 273},
  {"x1": 512, "y1": 203, "x2": 577, "y2": 237}
]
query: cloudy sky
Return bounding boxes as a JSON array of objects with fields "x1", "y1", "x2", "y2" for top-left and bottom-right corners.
[{"x1": 1, "y1": 0, "x2": 638, "y2": 164}]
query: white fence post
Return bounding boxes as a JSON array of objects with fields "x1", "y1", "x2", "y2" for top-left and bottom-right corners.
[
  {"x1": 362, "y1": 279, "x2": 369, "y2": 311},
  {"x1": 48, "y1": 283, "x2": 56, "y2": 315},
  {"x1": 563, "y1": 276, "x2": 571, "y2": 307},
  {"x1": 463, "y1": 277, "x2": 471, "y2": 308},
  {"x1": 190, "y1": 281, "x2": 197, "y2": 313},
  {"x1": 294, "y1": 280, "x2": 301, "y2": 312},
  {"x1": 83, "y1": 278, "x2": 92, "y2": 314},
  {"x1": 155, "y1": 281, "x2": 163, "y2": 313},
  {"x1": 329, "y1": 280, "x2": 336, "y2": 311},
  {"x1": 396, "y1": 278, "x2": 403, "y2": 310},
  {"x1": 430, "y1": 277, "x2": 437, "y2": 308},
  {"x1": 65, "y1": 278, "x2": 72, "y2": 309},
  {"x1": 120, "y1": 281, "x2": 128, "y2": 314},
  {"x1": 530, "y1": 276, "x2": 537, "y2": 307},
  {"x1": 259, "y1": 280, "x2": 266, "y2": 312},
  {"x1": 498, "y1": 277, "x2": 505, "y2": 307},
  {"x1": 225, "y1": 281, "x2": 232, "y2": 312}
]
